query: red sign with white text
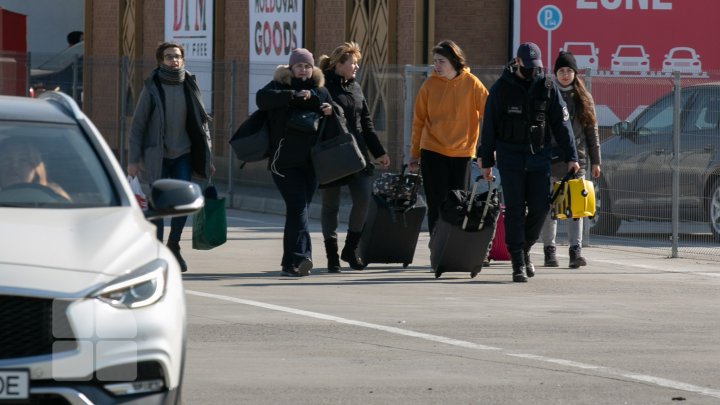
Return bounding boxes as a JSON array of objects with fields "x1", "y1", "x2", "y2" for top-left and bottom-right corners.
[{"x1": 513, "y1": 0, "x2": 719, "y2": 123}]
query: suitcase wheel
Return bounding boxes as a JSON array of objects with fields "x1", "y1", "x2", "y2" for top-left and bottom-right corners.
[
  {"x1": 403, "y1": 263, "x2": 409, "y2": 268},
  {"x1": 470, "y1": 266, "x2": 482, "y2": 278},
  {"x1": 434, "y1": 266, "x2": 444, "y2": 279}
]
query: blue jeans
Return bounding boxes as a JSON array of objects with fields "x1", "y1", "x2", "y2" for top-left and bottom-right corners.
[
  {"x1": 152, "y1": 153, "x2": 192, "y2": 243},
  {"x1": 272, "y1": 166, "x2": 318, "y2": 268}
]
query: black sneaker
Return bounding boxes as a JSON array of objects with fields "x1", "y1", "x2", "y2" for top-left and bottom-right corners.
[
  {"x1": 281, "y1": 267, "x2": 300, "y2": 277},
  {"x1": 296, "y1": 259, "x2": 313, "y2": 276}
]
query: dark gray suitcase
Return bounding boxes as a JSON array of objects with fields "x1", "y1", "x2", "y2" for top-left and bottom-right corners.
[
  {"x1": 358, "y1": 195, "x2": 426, "y2": 268},
  {"x1": 429, "y1": 179, "x2": 499, "y2": 278}
]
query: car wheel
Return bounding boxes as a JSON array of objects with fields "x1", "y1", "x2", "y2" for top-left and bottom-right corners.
[
  {"x1": 708, "y1": 179, "x2": 720, "y2": 243},
  {"x1": 589, "y1": 178, "x2": 620, "y2": 236}
]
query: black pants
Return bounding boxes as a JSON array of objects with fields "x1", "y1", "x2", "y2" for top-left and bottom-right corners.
[
  {"x1": 420, "y1": 149, "x2": 471, "y2": 234},
  {"x1": 498, "y1": 166, "x2": 551, "y2": 252}
]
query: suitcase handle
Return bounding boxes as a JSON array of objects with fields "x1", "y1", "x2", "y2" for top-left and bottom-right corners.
[
  {"x1": 549, "y1": 170, "x2": 577, "y2": 205},
  {"x1": 461, "y1": 176, "x2": 495, "y2": 231}
]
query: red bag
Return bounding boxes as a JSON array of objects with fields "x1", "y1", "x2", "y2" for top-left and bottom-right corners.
[{"x1": 488, "y1": 207, "x2": 510, "y2": 261}]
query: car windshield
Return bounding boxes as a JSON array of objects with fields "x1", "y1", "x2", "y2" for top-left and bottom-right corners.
[
  {"x1": 618, "y1": 47, "x2": 644, "y2": 57},
  {"x1": 0, "y1": 122, "x2": 118, "y2": 208},
  {"x1": 566, "y1": 44, "x2": 593, "y2": 55},
  {"x1": 669, "y1": 49, "x2": 693, "y2": 59}
]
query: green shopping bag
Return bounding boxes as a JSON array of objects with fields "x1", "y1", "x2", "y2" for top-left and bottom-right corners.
[{"x1": 192, "y1": 184, "x2": 227, "y2": 250}]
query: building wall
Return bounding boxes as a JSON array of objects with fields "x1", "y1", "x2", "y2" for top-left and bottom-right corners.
[
  {"x1": 434, "y1": 0, "x2": 509, "y2": 66},
  {"x1": 84, "y1": 0, "x2": 509, "y2": 172}
]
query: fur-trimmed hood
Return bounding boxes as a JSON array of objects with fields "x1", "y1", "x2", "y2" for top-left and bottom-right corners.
[{"x1": 272, "y1": 65, "x2": 325, "y2": 88}]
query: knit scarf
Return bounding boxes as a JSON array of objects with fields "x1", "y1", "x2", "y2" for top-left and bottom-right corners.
[{"x1": 158, "y1": 64, "x2": 185, "y2": 85}]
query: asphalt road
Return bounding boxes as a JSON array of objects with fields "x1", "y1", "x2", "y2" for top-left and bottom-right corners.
[{"x1": 178, "y1": 209, "x2": 720, "y2": 405}]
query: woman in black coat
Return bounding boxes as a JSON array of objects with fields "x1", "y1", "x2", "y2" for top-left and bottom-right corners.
[
  {"x1": 256, "y1": 48, "x2": 333, "y2": 277},
  {"x1": 317, "y1": 42, "x2": 390, "y2": 272}
]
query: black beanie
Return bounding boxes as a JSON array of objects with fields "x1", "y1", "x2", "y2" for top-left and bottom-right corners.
[{"x1": 554, "y1": 51, "x2": 578, "y2": 74}]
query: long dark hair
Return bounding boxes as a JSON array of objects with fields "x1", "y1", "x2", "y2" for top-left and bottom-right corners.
[
  {"x1": 431, "y1": 40, "x2": 467, "y2": 72},
  {"x1": 573, "y1": 77, "x2": 597, "y2": 128}
]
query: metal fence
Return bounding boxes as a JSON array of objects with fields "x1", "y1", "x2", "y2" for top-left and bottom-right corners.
[{"x1": 2, "y1": 51, "x2": 719, "y2": 260}]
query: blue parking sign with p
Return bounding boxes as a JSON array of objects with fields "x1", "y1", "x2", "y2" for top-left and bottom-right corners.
[{"x1": 538, "y1": 5, "x2": 562, "y2": 31}]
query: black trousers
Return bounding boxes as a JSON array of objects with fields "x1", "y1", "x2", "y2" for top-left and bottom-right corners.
[
  {"x1": 498, "y1": 166, "x2": 551, "y2": 252},
  {"x1": 420, "y1": 149, "x2": 471, "y2": 234}
]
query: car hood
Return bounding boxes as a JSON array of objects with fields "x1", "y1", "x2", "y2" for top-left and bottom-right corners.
[{"x1": 0, "y1": 207, "x2": 159, "y2": 298}]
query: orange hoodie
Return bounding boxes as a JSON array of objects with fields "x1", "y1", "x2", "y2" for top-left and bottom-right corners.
[{"x1": 411, "y1": 67, "x2": 489, "y2": 159}]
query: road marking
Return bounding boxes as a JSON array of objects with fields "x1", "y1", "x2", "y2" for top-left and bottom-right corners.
[
  {"x1": 593, "y1": 258, "x2": 720, "y2": 275},
  {"x1": 187, "y1": 289, "x2": 720, "y2": 399}
]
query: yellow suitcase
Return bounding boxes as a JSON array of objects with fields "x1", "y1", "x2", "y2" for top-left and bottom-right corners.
[{"x1": 551, "y1": 177, "x2": 596, "y2": 220}]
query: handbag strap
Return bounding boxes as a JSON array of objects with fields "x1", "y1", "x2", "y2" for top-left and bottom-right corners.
[{"x1": 314, "y1": 115, "x2": 329, "y2": 144}]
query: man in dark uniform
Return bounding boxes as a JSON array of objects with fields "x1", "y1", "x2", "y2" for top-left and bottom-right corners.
[{"x1": 478, "y1": 42, "x2": 579, "y2": 283}]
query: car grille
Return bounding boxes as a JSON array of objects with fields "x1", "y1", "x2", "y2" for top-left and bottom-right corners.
[{"x1": 0, "y1": 295, "x2": 77, "y2": 359}]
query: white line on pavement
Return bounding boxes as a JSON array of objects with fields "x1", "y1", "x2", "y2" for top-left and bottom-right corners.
[{"x1": 186, "y1": 289, "x2": 720, "y2": 399}]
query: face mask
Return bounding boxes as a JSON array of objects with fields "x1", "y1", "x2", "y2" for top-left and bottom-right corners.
[{"x1": 519, "y1": 66, "x2": 540, "y2": 81}]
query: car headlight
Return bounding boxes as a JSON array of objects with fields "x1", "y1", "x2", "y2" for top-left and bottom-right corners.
[{"x1": 91, "y1": 259, "x2": 168, "y2": 309}]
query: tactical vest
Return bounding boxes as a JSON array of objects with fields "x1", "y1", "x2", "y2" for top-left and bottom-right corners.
[{"x1": 498, "y1": 75, "x2": 553, "y2": 153}]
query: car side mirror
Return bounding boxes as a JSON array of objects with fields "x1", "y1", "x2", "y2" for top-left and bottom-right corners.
[
  {"x1": 144, "y1": 179, "x2": 204, "y2": 220},
  {"x1": 611, "y1": 121, "x2": 631, "y2": 136}
]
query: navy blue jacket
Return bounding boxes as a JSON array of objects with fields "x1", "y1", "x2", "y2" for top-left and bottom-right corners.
[{"x1": 479, "y1": 64, "x2": 577, "y2": 172}]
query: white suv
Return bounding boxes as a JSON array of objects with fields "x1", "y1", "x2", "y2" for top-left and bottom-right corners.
[{"x1": 0, "y1": 92, "x2": 203, "y2": 404}]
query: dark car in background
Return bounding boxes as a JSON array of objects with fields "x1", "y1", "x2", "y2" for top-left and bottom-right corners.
[{"x1": 592, "y1": 82, "x2": 720, "y2": 242}]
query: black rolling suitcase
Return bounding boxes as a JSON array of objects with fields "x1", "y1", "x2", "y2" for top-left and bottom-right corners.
[
  {"x1": 430, "y1": 178, "x2": 500, "y2": 278},
  {"x1": 358, "y1": 168, "x2": 425, "y2": 268}
]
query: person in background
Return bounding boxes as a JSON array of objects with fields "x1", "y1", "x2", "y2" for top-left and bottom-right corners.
[
  {"x1": 256, "y1": 48, "x2": 334, "y2": 277},
  {"x1": 478, "y1": 42, "x2": 579, "y2": 283},
  {"x1": 409, "y1": 39, "x2": 489, "y2": 234},
  {"x1": 540, "y1": 51, "x2": 601, "y2": 268},
  {"x1": 67, "y1": 31, "x2": 83, "y2": 47},
  {"x1": 317, "y1": 42, "x2": 390, "y2": 273},
  {"x1": 128, "y1": 41, "x2": 215, "y2": 272}
]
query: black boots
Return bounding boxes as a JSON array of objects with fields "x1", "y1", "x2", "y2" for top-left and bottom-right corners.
[
  {"x1": 341, "y1": 230, "x2": 366, "y2": 270},
  {"x1": 166, "y1": 241, "x2": 187, "y2": 272},
  {"x1": 544, "y1": 245, "x2": 559, "y2": 267},
  {"x1": 324, "y1": 239, "x2": 341, "y2": 273},
  {"x1": 510, "y1": 249, "x2": 527, "y2": 282},
  {"x1": 523, "y1": 246, "x2": 535, "y2": 278},
  {"x1": 569, "y1": 245, "x2": 587, "y2": 268}
]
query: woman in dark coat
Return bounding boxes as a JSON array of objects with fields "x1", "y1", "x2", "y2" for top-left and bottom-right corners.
[
  {"x1": 129, "y1": 41, "x2": 214, "y2": 272},
  {"x1": 317, "y1": 42, "x2": 390, "y2": 272},
  {"x1": 256, "y1": 48, "x2": 333, "y2": 277}
]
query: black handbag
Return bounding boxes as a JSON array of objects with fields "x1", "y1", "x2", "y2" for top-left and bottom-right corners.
[
  {"x1": 287, "y1": 109, "x2": 321, "y2": 133},
  {"x1": 311, "y1": 112, "x2": 367, "y2": 185},
  {"x1": 229, "y1": 109, "x2": 269, "y2": 162}
]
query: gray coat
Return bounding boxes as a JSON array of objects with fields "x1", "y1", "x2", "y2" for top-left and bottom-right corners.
[{"x1": 129, "y1": 68, "x2": 213, "y2": 184}]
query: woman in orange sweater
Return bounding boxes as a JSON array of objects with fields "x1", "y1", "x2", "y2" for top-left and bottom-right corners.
[{"x1": 409, "y1": 40, "x2": 489, "y2": 233}]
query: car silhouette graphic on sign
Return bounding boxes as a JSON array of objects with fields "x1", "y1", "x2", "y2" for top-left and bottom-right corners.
[
  {"x1": 611, "y1": 45, "x2": 650, "y2": 73},
  {"x1": 561, "y1": 42, "x2": 599, "y2": 73},
  {"x1": 662, "y1": 46, "x2": 702, "y2": 74}
]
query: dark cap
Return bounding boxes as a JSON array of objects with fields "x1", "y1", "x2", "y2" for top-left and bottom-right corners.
[
  {"x1": 554, "y1": 51, "x2": 579, "y2": 74},
  {"x1": 517, "y1": 42, "x2": 543, "y2": 68}
]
